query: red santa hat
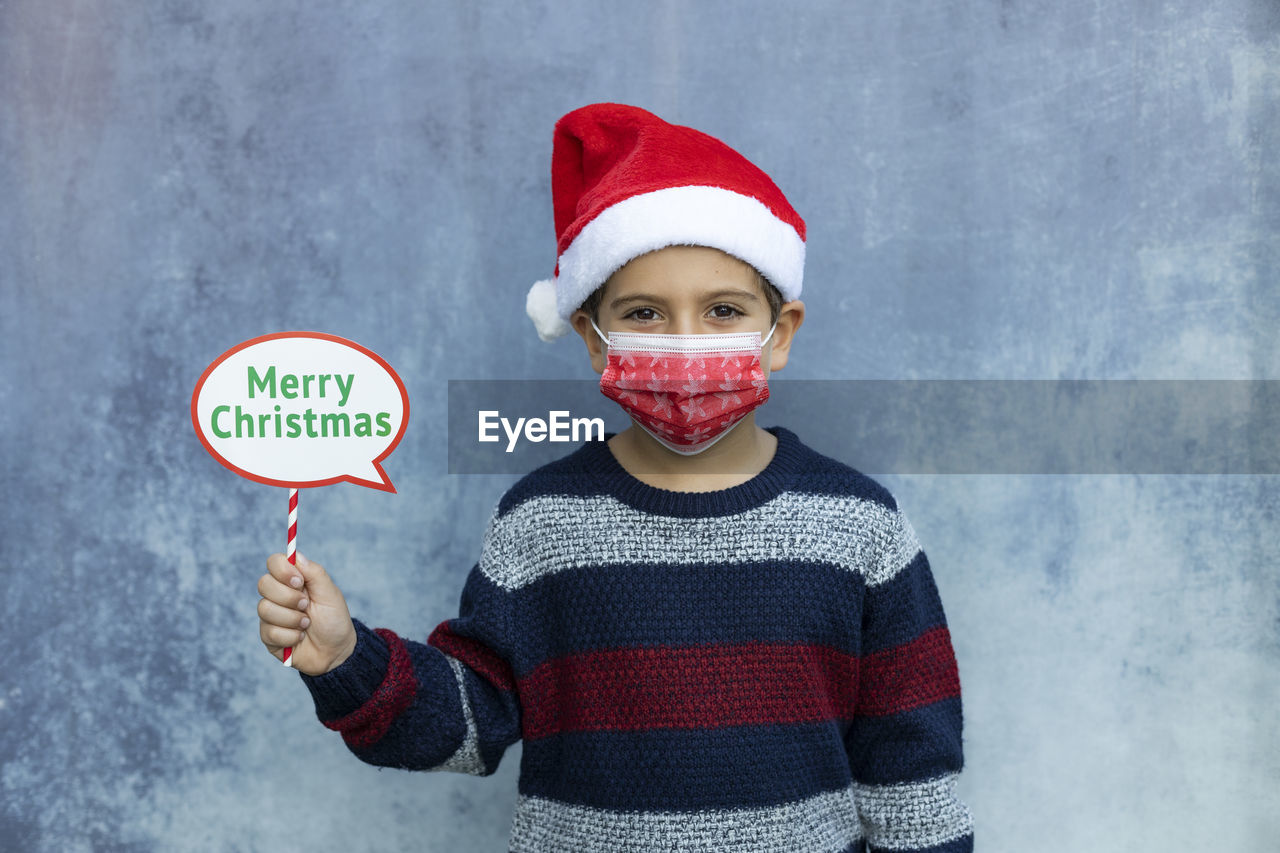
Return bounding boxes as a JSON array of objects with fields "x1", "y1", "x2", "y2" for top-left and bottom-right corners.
[{"x1": 525, "y1": 102, "x2": 807, "y2": 342}]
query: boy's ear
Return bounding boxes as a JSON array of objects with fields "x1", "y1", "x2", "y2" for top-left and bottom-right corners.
[
  {"x1": 765, "y1": 300, "x2": 805, "y2": 373},
  {"x1": 570, "y1": 309, "x2": 608, "y2": 375}
]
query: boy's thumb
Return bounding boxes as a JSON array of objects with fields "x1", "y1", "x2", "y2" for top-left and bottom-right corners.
[{"x1": 294, "y1": 552, "x2": 335, "y2": 591}]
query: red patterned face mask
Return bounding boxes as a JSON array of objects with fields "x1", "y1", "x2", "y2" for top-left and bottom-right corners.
[{"x1": 591, "y1": 318, "x2": 778, "y2": 455}]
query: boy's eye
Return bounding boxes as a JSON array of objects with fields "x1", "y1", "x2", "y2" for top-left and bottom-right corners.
[
  {"x1": 623, "y1": 307, "x2": 659, "y2": 322},
  {"x1": 710, "y1": 304, "x2": 743, "y2": 319}
]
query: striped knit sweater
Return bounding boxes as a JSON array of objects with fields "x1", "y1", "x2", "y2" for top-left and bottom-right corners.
[{"x1": 301, "y1": 425, "x2": 974, "y2": 852}]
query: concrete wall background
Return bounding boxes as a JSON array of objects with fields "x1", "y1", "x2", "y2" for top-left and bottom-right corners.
[{"x1": 2, "y1": 1, "x2": 1277, "y2": 850}]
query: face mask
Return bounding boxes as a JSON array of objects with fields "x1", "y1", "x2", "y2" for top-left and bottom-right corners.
[{"x1": 591, "y1": 317, "x2": 777, "y2": 455}]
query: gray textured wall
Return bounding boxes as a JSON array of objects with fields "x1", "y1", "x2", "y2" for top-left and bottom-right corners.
[{"x1": 2, "y1": 2, "x2": 1278, "y2": 851}]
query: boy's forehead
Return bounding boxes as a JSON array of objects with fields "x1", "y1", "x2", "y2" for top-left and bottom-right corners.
[
  {"x1": 605, "y1": 282, "x2": 764, "y2": 310},
  {"x1": 606, "y1": 245, "x2": 761, "y2": 292}
]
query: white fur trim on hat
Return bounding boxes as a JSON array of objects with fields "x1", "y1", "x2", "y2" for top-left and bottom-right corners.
[
  {"x1": 526, "y1": 278, "x2": 573, "y2": 341},
  {"x1": 554, "y1": 185, "x2": 804, "y2": 330}
]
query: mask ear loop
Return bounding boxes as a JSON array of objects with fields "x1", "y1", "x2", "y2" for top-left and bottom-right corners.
[
  {"x1": 761, "y1": 319, "x2": 779, "y2": 348},
  {"x1": 589, "y1": 317, "x2": 610, "y2": 349}
]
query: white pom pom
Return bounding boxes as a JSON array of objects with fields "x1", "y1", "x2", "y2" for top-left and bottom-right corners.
[{"x1": 526, "y1": 278, "x2": 572, "y2": 342}]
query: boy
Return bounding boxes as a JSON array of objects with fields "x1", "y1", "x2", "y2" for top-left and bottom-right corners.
[{"x1": 256, "y1": 102, "x2": 974, "y2": 852}]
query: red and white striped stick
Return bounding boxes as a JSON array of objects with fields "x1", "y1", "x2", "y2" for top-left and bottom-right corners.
[{"x1": 282, "y1": 488, "x2": 299, "y2": 668}]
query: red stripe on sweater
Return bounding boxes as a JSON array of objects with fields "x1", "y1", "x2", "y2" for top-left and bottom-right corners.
[
  {"x1": 518, "y1": 642, "x2": 860, "y2": 740},
  {"x1": 855, "y1": 625, "x2": 961, "y2": 717},
  {"x1": 427, "y1": 621, "x2": 517, "y2": 693},
  {"x1": 516, "y1": 629, "x2": 961, "y2": 740},
  {"x1": 322, "y1": 628, "x2": 417, "y2": 748}
]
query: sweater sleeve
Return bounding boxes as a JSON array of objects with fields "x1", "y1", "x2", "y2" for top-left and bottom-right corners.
[
  {"x1": 298, "y1": 510, "x2": 523, "y2": 775},
  {"x1": 846, "y1": 505, "x2": 974, "y2": 853}
]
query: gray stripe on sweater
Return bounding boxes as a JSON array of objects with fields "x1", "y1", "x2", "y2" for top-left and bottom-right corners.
[
  {"x1": 509, "y1": 786, "x2": 864, "y2": 853},
  {"x1": 853, "y1": 773, "x2": 974, "y2": 850},
  {"x1": 481, "y1": 492, "x2": 921, "y2": 591}
]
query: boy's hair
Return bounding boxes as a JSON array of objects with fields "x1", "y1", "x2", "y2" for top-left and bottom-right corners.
[{"x1": 581, "y1": 264, "x2": 785, "y2": 327}]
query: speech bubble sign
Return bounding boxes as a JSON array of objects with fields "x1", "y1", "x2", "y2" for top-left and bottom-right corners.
[{"x1": 191, "y1": 331, "x2": 409, "y2": 492}]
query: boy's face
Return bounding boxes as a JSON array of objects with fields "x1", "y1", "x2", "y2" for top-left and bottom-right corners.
[{"x1": 569, "y1": 245, "x2": 804, "y2": 377}]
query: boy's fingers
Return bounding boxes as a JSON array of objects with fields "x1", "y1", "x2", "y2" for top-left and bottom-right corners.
[
  {"x1": 260, "y1": 620, "x2": 306, "y2": 649},
  {"x1": 257, "y1": 597, "x2": 310, "y2": 630},
  {"x1": 266, "y1": 552, "x2": 337, "y2": 596},
  {"x1": 257, "y1": 572, "x2": 305, "y2": 609},
  {"x1": 266, "y1": 553, "x2": 304, "y2": 589}
]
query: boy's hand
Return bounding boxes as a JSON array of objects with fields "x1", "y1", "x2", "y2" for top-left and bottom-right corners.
[{"x1": 257, "y1": 552, "x2": 357, "y2": 676}]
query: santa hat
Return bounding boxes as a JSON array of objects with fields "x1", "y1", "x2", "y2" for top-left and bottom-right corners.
[{"x1": 525, "y1": 102, "x2": 807, "y2": 342}]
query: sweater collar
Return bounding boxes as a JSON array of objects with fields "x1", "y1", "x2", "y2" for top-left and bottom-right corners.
[{"x1": 579, "y1": 425, "x2": 806, "y2": 517}]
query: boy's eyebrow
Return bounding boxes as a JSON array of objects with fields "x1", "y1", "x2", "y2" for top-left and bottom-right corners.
[{"x1": 608, "y1": 288, "x2": 761, "y2": 310}]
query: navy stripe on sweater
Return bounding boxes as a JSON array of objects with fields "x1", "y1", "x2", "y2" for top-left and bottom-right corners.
[
  {"x1": 519, "y1": 723, "x2": 856, "y2": 810},
  {"x1": 497, "y1": 426, "x2": 898, "y2": 519},
  {"x1": 844, "y1": 697, "x2": 965, "y2": 785}
]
